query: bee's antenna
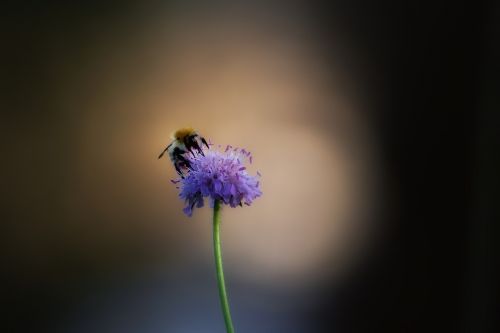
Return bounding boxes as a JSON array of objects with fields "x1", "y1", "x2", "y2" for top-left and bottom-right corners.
[{"x1": 158, "y1": 143, "x2": 172, "y2": 159}]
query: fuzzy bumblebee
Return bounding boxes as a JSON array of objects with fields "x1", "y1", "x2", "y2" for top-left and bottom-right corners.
[{"x1": 158, "y1": 127, "x2": 209, "y2": 177}]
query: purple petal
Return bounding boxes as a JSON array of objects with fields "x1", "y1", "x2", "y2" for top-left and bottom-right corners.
[{"x1": 214, "y1": 180, "x2": 222, "y2": 193}]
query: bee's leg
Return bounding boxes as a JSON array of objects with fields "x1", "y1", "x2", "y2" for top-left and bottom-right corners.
[
  {"x1": 192, "y1": 140, "x2": 204, "y2": 156},
  {"x1": 177, "y1": 154, "x2": 192, "y2": 170},
  {"x1": 186, "y1": 135, "x2": 204, "y2": 156},
  {"x1": 183, "y1": 136, "x2": 196, "y2": 157},
  {"x1": 183, "y1": 159, "x2": 192, "y2": 170},
  {"x1": 174, "y1": 162, "x2": 184, "y2": 178},
  {"x1": 172, "y1": 147, "x2": 192, "y2": 174},
  {"x1": 183, "y1": 145, "x2": 195, "y2": 157},
  {"x1": 200, "y1": 136, "x2": 209, "y2": 149}
]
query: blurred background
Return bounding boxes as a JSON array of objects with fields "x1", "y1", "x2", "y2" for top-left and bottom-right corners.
[{"x1": 2, "y1": 1, "x2": 498, "y2": 332}]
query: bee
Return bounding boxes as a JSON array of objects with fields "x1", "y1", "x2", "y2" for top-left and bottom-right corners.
[{"x1": 158, "y1": 127, "x2": 209, "y2": 177}]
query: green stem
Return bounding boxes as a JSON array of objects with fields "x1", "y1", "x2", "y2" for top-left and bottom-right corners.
[{"x1": 213, "y1": 200, "x2": 235, "y2": 333}]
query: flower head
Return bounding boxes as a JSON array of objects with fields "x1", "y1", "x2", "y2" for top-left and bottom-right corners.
[{"x1": 173, "y1": 145, "x2": 262, "y2": 216}]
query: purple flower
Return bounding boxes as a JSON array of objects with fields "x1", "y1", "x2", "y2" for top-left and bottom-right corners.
[{"x1": 175, "y1": 145, "x2": 262, "y2": 216}]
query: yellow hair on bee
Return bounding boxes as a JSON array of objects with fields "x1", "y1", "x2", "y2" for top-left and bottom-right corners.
[{"x1": 173, "y1": 127, "x2": 195, "y2": 141}]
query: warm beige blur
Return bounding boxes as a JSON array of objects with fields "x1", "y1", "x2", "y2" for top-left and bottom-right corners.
[
  {"x1": 5, "y1": 8, "x2": 378, "y2": 292},
  {"x1": 58, "y1": 11, "x2": 377, "y2": 288}
]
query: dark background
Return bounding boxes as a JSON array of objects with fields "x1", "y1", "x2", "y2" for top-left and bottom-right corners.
[
  {"x1": 2, "y1": 1, "x2": 499, "y2": 332},
  {"x1": 312, "y1": 1, "x2": 499, "y2": 332}
]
